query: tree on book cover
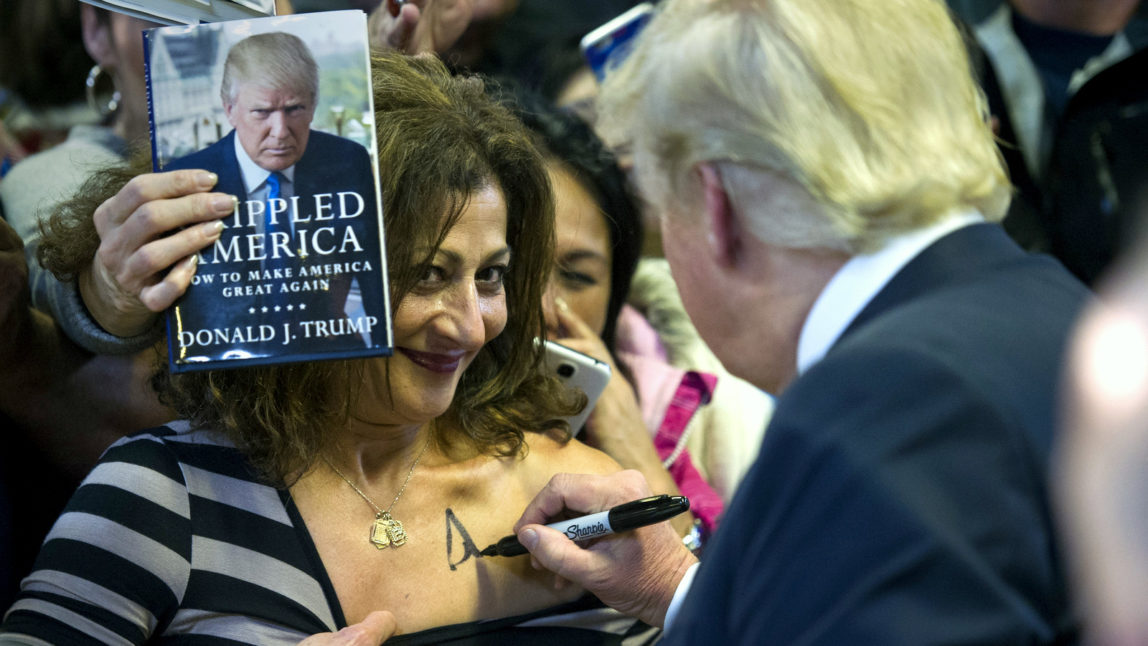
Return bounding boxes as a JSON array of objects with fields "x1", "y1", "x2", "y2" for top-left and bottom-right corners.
[{"x1": 143, "y1": 11, "x2": 392, "y2": 372}]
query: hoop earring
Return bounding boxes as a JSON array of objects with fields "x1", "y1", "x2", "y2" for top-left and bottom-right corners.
[{"x1": 85, "y1": 64, "x2": 121, "y2": 118}]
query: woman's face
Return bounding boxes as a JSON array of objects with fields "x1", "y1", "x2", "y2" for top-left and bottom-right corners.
[
  {"x1": 544, "y1": 163, "x2": 613, "y2": 338},
  {"x1": 361, "y1": 184, "x2": 511, "y2": 426}
]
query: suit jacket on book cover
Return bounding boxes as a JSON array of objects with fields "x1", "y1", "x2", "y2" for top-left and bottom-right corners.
[{"x1": 143, "y1": 11, "x2": 392, "y2": 371}]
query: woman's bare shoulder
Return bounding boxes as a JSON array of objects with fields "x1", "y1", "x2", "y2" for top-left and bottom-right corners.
[{"x1": 519, "y1": 430, "x2": 621, "y2": 484}]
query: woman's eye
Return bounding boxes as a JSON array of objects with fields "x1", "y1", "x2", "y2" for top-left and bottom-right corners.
[
  {"x1": 477, "y1": 264, "x2": 508, "y2": 287},
  {"x1": 558, "y1": 267, "x2": 597, "y2": 289},
  {"x1": 418, "y1": 265, "x2": 446, "y2": 287}
]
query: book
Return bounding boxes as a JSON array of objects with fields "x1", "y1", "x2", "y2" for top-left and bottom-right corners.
[
  {"x1": 143, "y1": 10, "x2": 393, "y2": 372},
  {"x1": 81, "y1": 0, "x2": 274, "y2": 25}
]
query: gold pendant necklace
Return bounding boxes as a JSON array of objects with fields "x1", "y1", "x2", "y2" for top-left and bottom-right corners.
[{"x1": 325, "y1": 439, "x2": 430, "y2": 549}]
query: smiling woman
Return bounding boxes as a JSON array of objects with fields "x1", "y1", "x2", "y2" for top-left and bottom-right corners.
[{"x1": 1, "y1": 52, "x2": 646, "y2": 645}]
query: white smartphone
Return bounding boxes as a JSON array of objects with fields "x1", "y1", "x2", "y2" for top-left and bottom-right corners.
[
  {"x1": 580, "y1": 2, "x2": 656, "y2": 81},
  {"x1": 542, "y1": 340, "x2": 612, "y2": 436}
]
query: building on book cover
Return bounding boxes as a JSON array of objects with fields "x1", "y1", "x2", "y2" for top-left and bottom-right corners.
[{"x1": 143, "y1": 11, "x2": 392, "y2": 371}]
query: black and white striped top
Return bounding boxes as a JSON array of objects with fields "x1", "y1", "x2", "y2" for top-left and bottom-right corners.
[{"x1": 0, "y1": 422, "x2": 658, "y2": 645}]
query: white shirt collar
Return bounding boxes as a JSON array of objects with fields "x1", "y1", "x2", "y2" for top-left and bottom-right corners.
[
  {"x1": 795, "y1": 209, "x2": 986, "y2": 374},
  {"x1": 231, "y1": 132, "x2": 296, "y2": 194}
]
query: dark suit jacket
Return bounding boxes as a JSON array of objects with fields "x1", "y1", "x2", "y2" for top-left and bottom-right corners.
[
  {"x1": 163, "y1": 130, "x2": 386, "y2": 363},
  {"x1": 666, "y1": 224, "x2": 1089, "y2": 645},
  {"x1": 165, "y1": 129, "x2": 376, "y2": 205}
]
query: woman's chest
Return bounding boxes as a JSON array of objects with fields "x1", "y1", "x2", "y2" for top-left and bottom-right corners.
[{"x1": 296, "y1": 476, "x2": 581, "y2": 633}]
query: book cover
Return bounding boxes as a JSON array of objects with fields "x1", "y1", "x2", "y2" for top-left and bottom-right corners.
[
  {"x1": 81, "y1": 0, "x2": 274, "y2": 25},
  {"x1": 143, "y1": 10, "x2": 393, "y2": 372}
]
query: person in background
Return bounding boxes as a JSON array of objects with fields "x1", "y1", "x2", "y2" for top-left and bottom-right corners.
[
  {"x1": 969, "y1": 0, "x2": 1148, "y2": 284},
  {"x1": 0, "y1": 4, "x2": 155, "y2": 353},
  {"x1": 1, "y1": 51, "x2": 650, "y2": 644},
  {"x1": 510, "y1": 0, "x2": 1090, "y2": 642},
  {"x1": 501, "y1": 86, "x2": 770, "y2": 543},
  {"x1": 0, "y1": 0, "x2": 98, "y2": 167}
]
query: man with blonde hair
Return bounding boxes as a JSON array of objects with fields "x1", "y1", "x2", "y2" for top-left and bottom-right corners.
[{"x1": 512, "y1": 0, "x2": 1088, "y2": 642}]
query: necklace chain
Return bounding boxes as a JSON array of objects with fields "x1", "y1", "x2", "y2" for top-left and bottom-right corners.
[{"x1": 325, "y1": 438, "x2": 430, "y2": 549}]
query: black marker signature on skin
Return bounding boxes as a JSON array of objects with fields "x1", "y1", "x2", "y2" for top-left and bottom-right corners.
[{"x1": 445, "y1": 508, "x2": 483, "y2": 571}]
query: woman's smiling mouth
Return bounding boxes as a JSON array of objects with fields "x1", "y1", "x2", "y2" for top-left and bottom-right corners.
[{"x1": 399, "y1": 348, "x2": 465, "y2": 374}]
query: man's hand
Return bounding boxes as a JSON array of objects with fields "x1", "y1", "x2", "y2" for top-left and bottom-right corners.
[
  {"x1": 297, "y1": 611, "x2": 397, "y2": 645},
  {"x1": 83, "y1": 170, "x2": 233, "y2": 337},
  {"x1": 368, "y1": 0, "x2": 473, "y2": 54},
  {"x1": 513, "y1": 470, "x2": 698, "y2": 628}
]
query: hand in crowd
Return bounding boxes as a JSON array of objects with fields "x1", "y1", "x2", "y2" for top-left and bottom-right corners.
[
  {"x1": 549, "y1": 298, "x2": 651, "y2": 467},
  {"x1": 298, "y1": 611, "x2": 398, "y2": 645},
  {"x1": 513, "y1": 470, "x2": 697, "y2": 628},
  {"x1": 367, "y1": 0, "x2": 473, "y2": 55},
  {"x1": 82, "y1": 170, "x2": 233, "y2": 337}
]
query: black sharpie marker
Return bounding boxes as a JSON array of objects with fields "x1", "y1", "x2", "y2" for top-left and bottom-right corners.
[{"x1": 480, "y1": 494, "x2": 689, "y2": 557}]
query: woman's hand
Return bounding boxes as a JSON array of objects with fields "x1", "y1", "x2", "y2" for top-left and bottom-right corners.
[
  {"x1": 367, "y1": 0, "x2": 473, "y2": 55},
  {"x1": 549, "y1": 297, "x2": 648, "y2": 456},
  {"x1": 298, "y1": 611, "x2": 398, "y2": 645},
  {"x1": 82, "y1": 169, "x2": 234, "y2": 337}
]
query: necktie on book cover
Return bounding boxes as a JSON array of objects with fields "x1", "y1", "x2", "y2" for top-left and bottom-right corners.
[{"x1": 263, "y1": 171, "x2": 291, "y2": 314}]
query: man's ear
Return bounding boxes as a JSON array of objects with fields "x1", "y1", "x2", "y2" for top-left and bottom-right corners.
[
  {"x1": 698, "y1": 162, "x2": 741, "y2": 268},
  {"x1": 81, "y1": 5, "x2": 116, "y2": 70}
]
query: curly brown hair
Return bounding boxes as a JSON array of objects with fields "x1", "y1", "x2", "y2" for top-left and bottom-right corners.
[{"x1": 38, "y1": 52, "x2": 582, "y2": 483}]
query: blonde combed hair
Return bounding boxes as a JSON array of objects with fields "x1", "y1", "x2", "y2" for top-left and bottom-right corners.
[{"x1": 597, "y1": 0, "x2": 1011, "y2": 253}]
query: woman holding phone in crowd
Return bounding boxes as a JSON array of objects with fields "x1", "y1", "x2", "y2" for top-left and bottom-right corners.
[{"x1": 501, "y1": 85, "x2": 773, "y2": 545}]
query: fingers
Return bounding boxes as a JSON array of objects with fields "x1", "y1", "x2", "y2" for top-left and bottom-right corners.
[
  {"x1": 371, "y1": 0, "x2": 423, "y2": 52},
  {"x1": 99, "y1": 191, "x2": 233, "y2": 266},
  {"x1": 390, "y1": 5, "x2": 422, "y2": 51},
  {"x1": 112, "y1": 214, "x2": 226, "y2": 290},
  {"x1": 342, "y1": 611, "x2": 398, "y2": 644},
  {"x1": 513, "y1": 471, "x2": 651, "y2": 531},
  {"x1": 95, "y1": 170, "x2": 219, "y2": 230},
  {"x1": 518, "y1": 524, "x2": 603, "y2": 583},
  {"x1": 83, "y1": 171, "x2": 233, "y2": 333},
  {"x1": 552, "y1": 296, "x2": 597, "y2": 340},
  {"x1": 297, "y1": 611, "x2": 398, "y2": 646},
  {"x1": 93, "y1": 195, "x2": 231, "y2": 308},
  {"x1": 138, "y1": 254, "x2": 199, "y2": 312}
]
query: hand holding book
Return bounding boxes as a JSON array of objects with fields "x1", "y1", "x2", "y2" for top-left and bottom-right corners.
[
  {"x1": 142, "y1": 11, "x2": 392, "y2": 370},
  {"x1": 80, "y1": 170, "x2": 234, "y2": 338}
]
